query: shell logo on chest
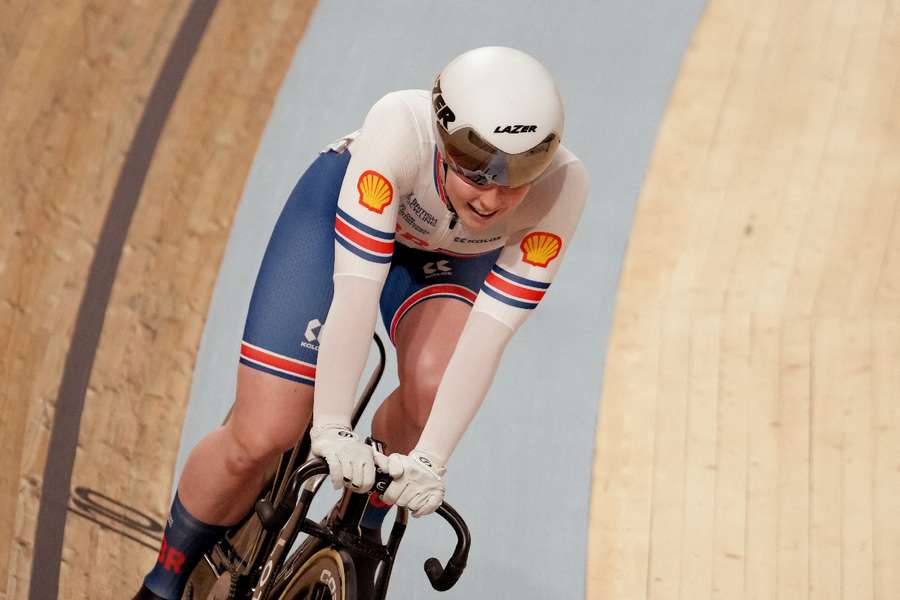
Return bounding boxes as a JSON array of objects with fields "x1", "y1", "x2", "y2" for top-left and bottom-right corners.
[
  {"x1": 357, "y1": 170, "x2": 394, "y2": 214},
  {"x1": 520, "y1": 231, "x2": 562, "y2": 268}
]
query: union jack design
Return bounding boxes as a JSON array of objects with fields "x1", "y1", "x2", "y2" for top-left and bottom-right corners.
[
  {"x1": 335, "y1": 207, "x2": 395, "y2": 263},
  {"x1": 481, "y1": 265, "x2": 550, "y2": 310},
  {"x1": 432, "y1": 147, "x2": 450, "y2": 206},
  {"x1": 239, "y1": 341, "x2": 316, "y2": 385},
  {"x1": 397, "y1": 229, "x2": 429, "y2": 247},
  {"x1": 389, "y1": 284, "x2": 477, "y2": 342}
]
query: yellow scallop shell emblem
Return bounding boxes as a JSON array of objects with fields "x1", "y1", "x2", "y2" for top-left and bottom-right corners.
[
  {"x1": 520, "y1": 231, "x2": 562, "y2": 267},
  {"x1": 357, "y1": 170, "x2": 394, "y2": 214}
]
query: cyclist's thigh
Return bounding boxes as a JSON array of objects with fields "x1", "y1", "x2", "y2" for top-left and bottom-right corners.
[
  {"x1": 393, "y1": 298, "x2": 469, "y2": 377},
  {"x1": 233, "y1": 150, "x2": 352, "y2": 446},
  {"x1": 229, "y1": 365, "x2": 313, "y2": 452},
  {"x1": 381, "y1": 245, "x2": 502, "y2": 378}
]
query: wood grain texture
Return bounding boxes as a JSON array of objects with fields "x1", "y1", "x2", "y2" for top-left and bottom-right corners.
[
  {"x1": 0, "y1": 3, "x2": 189, "y2": 597},
  {"x1": 587, "y1": 0, "x2": 900, "y2": 598},
  {"x1": 0, "y1": 2, "x2": 316, "y2": 598}
]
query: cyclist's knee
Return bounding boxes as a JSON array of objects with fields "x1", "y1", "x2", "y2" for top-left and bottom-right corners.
[
  {"x1": 222, "y1": 419, "x2": 301, "y2": 478},
  {"x1": 223, "y1": 366, "x2": 313, "y2": 477},
  {"x1": 398, "y1": 353, "x2": 445, "y2": 430}
]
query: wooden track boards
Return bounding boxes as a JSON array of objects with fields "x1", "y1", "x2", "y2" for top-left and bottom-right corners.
[
  {"x1": 0, "y1": 2, "x2": 315, "y2": 597},
  {"x1": 588, "y1": 0, "x2": 900, "y2": 598}
]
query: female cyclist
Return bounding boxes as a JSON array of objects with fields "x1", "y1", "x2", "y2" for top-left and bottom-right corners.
[{"x1": 134, "y1": 46, "x2": 588, "y2": 599}]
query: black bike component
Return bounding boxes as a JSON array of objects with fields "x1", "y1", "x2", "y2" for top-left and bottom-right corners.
[
  {"x1": 255, "y1": 442, "x2": 315, "y2": 533},
  {"x1": 255, "y1": 497, "x2": 294, "y2": 533},
  {"x1": 371, "y1": 511, "x2": 408, "y2": 599},
  {"x1": 252, "y1": 462, "x2": 331, "y2": 600},
  {"x1": 300, "y1": 520, "x2": 391, "y2": 563},
  {"x1": 263, "y1": 459, "x2": 401, "y2": 600},
  {"x1": 423, "y1": 502, "x2": 471, "y2": 591},
  {"x1": 261, "y1": 456, "x2": 471, "y2": 599}
]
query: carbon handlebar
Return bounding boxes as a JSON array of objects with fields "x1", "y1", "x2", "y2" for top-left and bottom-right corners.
[{"x1": 424, "y1": 502, "x2": 470, "y2": 590}]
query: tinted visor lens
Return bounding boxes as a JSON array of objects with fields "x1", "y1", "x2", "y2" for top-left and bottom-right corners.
[{"x1": 438, "y1": 126, "x2": 560, "y2": 188}]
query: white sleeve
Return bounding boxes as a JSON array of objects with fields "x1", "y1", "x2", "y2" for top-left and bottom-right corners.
[
  {"x1": 473, "y1": 158, "x2": 588, "y2": 331},
  {"x1": 414, "y1": 311, "x2": 513, "y2": 464},
  {"x1": 312, "y1": 92, "x2": 422, "y2": 427},
  {"x1": 415, "y1": 159, "x2": 590, "y2": 463},
  {"x1": 312, "y1": 275, "x2": 382, "y2": 426},
  {"x1": 332, "y1": 92, "x2": 421, "y2": 282}
]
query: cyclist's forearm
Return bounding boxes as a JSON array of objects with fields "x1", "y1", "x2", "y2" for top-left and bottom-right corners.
[
  {"x1": 415, "y1": 310, "x2": 514, "y2": 464},
  {"x1": 313, "y1": 274, "x2": 383, "y2": 426}
]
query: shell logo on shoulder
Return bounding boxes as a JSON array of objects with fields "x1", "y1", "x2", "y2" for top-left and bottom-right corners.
[
  {"x1": 520, "y1": 231, "x2": 562, "y2": 267},
  {"x1": 357, "y1": 170, "x2": 393, "y2": 214}
]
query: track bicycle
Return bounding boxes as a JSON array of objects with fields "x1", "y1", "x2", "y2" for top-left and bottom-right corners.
[{"x1": 182, "y1": 334, "x2": 471, "y2": 599}]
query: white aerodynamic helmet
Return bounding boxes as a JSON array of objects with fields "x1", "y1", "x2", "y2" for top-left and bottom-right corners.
[{"x1": 432, "y1": 46, "x2": 564, "y2": 188}]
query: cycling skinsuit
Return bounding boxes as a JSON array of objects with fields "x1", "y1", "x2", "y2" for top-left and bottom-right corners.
[{"x1": 239, "y1": 89, "x2": 589, "y2": 461}]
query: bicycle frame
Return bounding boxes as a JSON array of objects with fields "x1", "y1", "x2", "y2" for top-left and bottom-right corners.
[
  {"x1": 253, "y1": 456, "x2": 471, "y2": 600},
  {"x1": 252, "y1": 460, "x2": 407, "y2": 600},
  {"x1": 188, "y1": 332, "x2": 471, "y2": 599}
]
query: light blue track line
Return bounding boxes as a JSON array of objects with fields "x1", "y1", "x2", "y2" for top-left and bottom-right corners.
[{"x1": 179, "y1": 1, "x2": 706, "y2": 597}]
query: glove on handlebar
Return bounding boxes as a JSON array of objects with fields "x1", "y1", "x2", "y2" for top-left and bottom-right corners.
[
  {"x1": 310, "y1": 423, "x2": 376, "y2": 492},
  {"x1": 375, "y1": 449, "x2": 446, "y2": 518}
]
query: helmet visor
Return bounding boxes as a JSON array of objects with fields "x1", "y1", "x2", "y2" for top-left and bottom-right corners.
[{"x1": 438, "y1": 126, "x2": 560, "y2": 188}]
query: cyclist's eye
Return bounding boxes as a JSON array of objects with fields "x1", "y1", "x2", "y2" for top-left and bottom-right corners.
[{"x1": 459, "y1": 171, "x2": 493, "y2": 189}]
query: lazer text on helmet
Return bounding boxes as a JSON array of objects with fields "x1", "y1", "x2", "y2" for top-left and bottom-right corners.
[{"x1": 493, "y1": 125, "x2": 538, "y2": 133}]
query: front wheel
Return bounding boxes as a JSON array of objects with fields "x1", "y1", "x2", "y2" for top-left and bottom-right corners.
[{"x1": 273, "y1": 547, "x2": 357, "y2": 600}]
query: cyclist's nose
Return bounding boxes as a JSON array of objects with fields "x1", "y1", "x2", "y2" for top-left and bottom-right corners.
[{"x1": 473, "y1": 187, "x2": 501, "y2": 211}]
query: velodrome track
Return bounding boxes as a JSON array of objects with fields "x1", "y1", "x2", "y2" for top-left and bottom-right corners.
[{"x1": 3, "y1": 1, "x2": 899, "y2": 599}]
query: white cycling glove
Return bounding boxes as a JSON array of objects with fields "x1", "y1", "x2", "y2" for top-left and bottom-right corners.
[
  {"x1": 374, "y1": 449, "x2": 446, "y2": 518},
  {"x1": 310, "y1": 424, "x2": 376, "y2": 492}
]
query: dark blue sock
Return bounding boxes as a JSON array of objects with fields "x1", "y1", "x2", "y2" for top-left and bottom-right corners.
[
  {"x1": 143, "y1": 492, "x2": 228, "y2": 600},
  {"x1": 360, "y1": 492, "x2": 392, "y2": 531}
]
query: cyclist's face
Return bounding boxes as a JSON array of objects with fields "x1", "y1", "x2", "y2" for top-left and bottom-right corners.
[{"x1": 443, "y1": 168, "x2": 531, "y2": 231}]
